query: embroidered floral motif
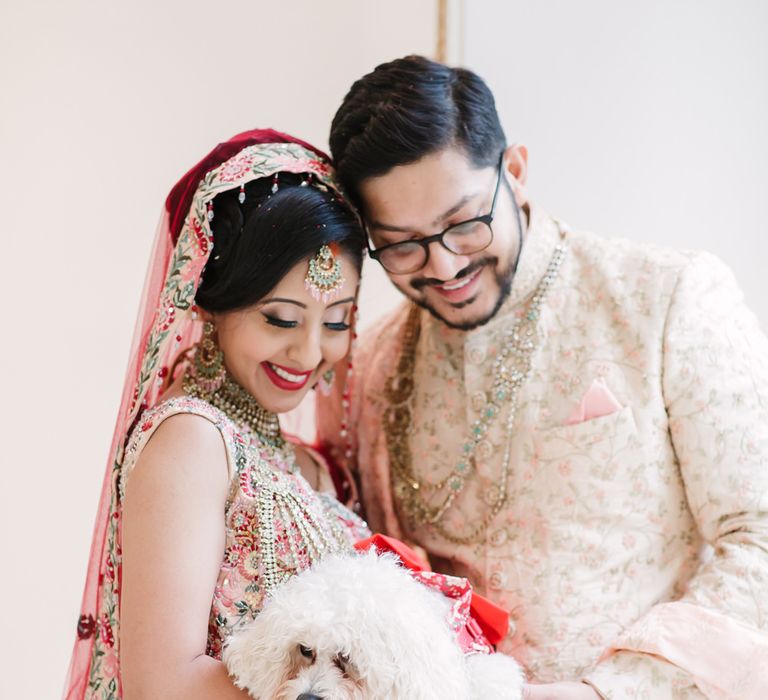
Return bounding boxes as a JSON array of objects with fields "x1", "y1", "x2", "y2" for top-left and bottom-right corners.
[{"x1": 218, "y1": 152, "x2": 256, "y2": 182}]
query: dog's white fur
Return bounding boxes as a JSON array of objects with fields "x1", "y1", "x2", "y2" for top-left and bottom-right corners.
[{"x1": 223, "y1": 551, "x2": 524, "y2": 699}]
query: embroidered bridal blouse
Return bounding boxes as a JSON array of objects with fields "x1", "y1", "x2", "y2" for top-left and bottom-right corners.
[
  {"x1": 84, "y1": 396, "x2": 369, "y2": 698},
  {"x1": 318, "y1": 205, "x2": 768, "y2": 699}
]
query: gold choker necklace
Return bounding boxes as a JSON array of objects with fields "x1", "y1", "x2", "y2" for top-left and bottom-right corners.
[{"x1": 183, "y1": 365, "x2": 284, "y2": 448}]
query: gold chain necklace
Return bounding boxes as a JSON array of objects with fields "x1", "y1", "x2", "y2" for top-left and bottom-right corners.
[{"x1": 384, "y1": 244, "x2": 567, "y2": 544}]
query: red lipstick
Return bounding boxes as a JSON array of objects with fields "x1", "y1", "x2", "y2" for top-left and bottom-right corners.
[{"x1": 260, "y1": 361, "x2": 313, "y2": 392}]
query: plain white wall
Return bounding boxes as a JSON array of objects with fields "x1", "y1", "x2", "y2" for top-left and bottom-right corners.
[
  {"x1": 0, "y1": 2, "x2": 431, "y2": 696},
  {"x1": 461, "y1": 0, "x2": 768, "y2": 326}
]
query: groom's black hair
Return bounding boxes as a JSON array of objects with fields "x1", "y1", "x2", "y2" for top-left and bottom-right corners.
[{"x1": 329, "y1": 55, "x2": 506, "y2": 202}]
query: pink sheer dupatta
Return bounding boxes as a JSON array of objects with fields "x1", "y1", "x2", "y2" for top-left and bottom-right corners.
[
  {"x1": 62, "y1": 208, "x2": 181, "y2": 698},
  {"x1": 63, "y1": 130, "x2": 347, "y2": 699}
]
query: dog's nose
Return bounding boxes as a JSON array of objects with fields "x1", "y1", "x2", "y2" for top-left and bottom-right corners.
[{"x1": 296, "y1": 695, "x2": 323, "y2": 700}]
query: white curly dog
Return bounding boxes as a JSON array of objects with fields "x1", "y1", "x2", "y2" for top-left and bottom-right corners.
[{"x1": 223, "y1": 550, "x2": 524, "y2": 700}]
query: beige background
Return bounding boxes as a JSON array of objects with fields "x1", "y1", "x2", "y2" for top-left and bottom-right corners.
[
  {"x1": 1, "y1": 1, "x2": 766, "y2": 697},
  {"x1": 461, "y1": 0, "x2": 768, "y2": 327}
]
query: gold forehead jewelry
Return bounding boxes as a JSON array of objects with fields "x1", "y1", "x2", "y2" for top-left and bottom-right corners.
[{"x1": 305, "y1": 243, "x2": 344, "y2": 302}]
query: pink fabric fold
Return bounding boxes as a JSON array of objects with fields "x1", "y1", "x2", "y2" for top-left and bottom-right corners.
[
  {"x1": 602, "y1": 602, "x2": 768, "y2": 699},
  {"x1": 565, "y1": 377, "x2": 623, "y2": 425}
]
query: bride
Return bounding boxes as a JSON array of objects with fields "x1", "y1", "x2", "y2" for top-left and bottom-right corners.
[{"x1": 63, "y1": 129, "x2": 369, "y2": 699}]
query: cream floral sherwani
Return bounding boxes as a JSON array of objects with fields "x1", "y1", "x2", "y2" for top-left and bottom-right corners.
[{"x1": 317, "y1": 205, "x2": 768, "y2": 699}]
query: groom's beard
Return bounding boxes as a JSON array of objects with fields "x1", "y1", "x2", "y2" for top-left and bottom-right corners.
[{"x1": 406, "y1": 255, "x2": 515, "y2": 331}]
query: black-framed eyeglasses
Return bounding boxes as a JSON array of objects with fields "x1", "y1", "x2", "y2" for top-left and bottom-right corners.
[{"x1": 367, "y1": 151, "x2": 505, "y2": 275}]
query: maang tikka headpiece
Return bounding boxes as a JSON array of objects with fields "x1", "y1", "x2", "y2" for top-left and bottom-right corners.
[{"x1": 305, "y1": 243, "x2": 345, "y2": 302}]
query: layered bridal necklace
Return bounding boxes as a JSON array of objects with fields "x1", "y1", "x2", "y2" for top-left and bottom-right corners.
[
  {"x1": 183, "y1": 367, "x2": 287, "y2": 451},
  {"x1": 384, "y1": 243, "x2": 567, "y2": 545},
  {"x1": 182, "y1": 354, "x2": 350, "y2": 595}
]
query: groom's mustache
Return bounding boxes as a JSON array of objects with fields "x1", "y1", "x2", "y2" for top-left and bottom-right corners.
[{"x1": 410, "y1": 256, "x2": 498, "y2": 291}]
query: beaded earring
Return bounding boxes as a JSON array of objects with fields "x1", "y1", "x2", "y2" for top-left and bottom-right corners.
[
  {"x1": 318, "y1": 368, "x2": 335, "y2": 396},
  {"x1": 339, "y1": 303, "x2": 358, "y2": 474},
  {"x1": 192, "y1": 321, "x2": 226, "y2": 393}
]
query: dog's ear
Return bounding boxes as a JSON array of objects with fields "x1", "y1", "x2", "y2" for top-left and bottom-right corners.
[
  {"x1": 353, "y1": 609, "x2": 471, "y2": 699},
  {"x1": 346, "y1": 554, "x2": 472, "y2": 699},
  {"x1": 222, "y1": 612, "x2": 292, "y2": 699}
]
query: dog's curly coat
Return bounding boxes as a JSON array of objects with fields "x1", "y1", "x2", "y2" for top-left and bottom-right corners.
[{"x1": 223, "y1": 551, "x2": 524, "y2": 699}]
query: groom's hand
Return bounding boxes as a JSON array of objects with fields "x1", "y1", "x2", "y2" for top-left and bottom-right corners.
[{"x1": 523, "y1": 681, "x2": 601, "y2": 699}]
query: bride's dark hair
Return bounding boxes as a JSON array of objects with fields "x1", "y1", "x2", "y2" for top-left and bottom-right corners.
[{"x1": 195, "y1": 173, "x2": 364, "y2": 313}]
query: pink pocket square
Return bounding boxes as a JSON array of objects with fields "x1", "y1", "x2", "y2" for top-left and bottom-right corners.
[{"x1": 566, "y1": 378, "x2": 623, "y2": 425}]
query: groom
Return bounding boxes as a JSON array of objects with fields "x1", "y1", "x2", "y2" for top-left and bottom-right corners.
[{"x1": 319, "y1": 55, "x2": 768, "y2": 699}]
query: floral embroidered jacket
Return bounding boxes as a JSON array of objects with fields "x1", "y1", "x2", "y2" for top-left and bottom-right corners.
[{"x1": 318, "y1": 205, "x2": 768, "y2": 699}]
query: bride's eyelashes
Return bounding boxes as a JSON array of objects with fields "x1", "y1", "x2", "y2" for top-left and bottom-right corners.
[
  {"x1": 262, "y1": 313, "x2": 297, "y2": 329},
  {"x1": 262, "y1": 313, "x2": 350, "y2": 332}
]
